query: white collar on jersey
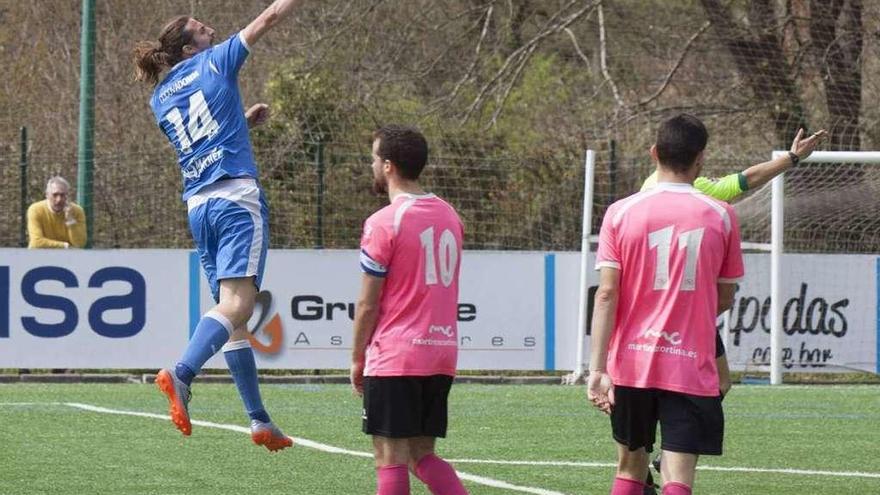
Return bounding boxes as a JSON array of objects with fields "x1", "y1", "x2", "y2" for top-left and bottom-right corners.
[
  {"x1": 653, "y1": 182, "x2": 697, "y2": 193},
  {"x1": 396, "y1": 192, "x2": 436, "y2": 200}
]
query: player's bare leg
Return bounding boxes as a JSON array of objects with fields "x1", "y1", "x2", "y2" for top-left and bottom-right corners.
[
  {"x1": 659, "y1": 451, "x2": 697, "y2": 495},
  {"x1": 373, "y1": 436, "x2": 412, "y2": 495},
  {"x1": 406, "y1": 436, "x2": 435, "y2": 472},
  {"x1": 215, "y1": 277, "x2": 257, "y2": 328},
  {"x1": 408, "y1": 436, "x2": 468, "y2": 495},
  {"x1": 612, "y1": 443, "x2": 651, "y2": 495}
]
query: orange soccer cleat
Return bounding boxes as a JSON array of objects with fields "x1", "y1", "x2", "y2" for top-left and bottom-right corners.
[
  {"x1": 250, "y1": 419, "x2": 293, "y2": 452},
  {"x1": 155, "y1": 368, "x2": 193, "y2": 436}
]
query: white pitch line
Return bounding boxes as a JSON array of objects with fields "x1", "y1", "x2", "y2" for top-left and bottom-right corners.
[
  {"x1": 455, "y1": 472, "x2": 566, "y2": 495},
  {"x1": 447, "y1": 459, "x2": 880, "y2": 480},
  {"x1": 63, "y1": 403, "x2": 567, "y2": 495},
  {"x1": 732, "y1": 384, "x2": 880, "y2": 391},
  {"x1": 451, "y1": 459, "x2": 617, "y2": 468},
  {"x1": 696, "y1": 465, "x2": 880, "y2": 479},
  {"x1": 15, "y1": 403, "x2": 880, "y2": 483}
]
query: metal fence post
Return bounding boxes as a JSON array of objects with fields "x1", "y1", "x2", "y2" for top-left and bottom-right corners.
[
  {"x1": 608, "y1": 138, "x2": 617, "y2": 200},
  {"x1": 315, "y1": 141, "x2": 325, "y2": 249},
  {"x1": 76, "y1": 0, "x2": 95, "y2": 248},
  {"x1": 19, "y1": 126, "x2": 28, "y2": 247}
]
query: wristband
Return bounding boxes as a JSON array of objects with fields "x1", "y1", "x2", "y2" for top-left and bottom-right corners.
[{"x1": 787, "y1": 151, "x2": 800, "y2": 166}]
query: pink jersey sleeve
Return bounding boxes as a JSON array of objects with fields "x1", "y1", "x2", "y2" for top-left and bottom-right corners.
[
  {"x1": 360, "y1": 214, "x2": 392, "y2": 277},
  {"x1": 595, "y1": 204, "x2": 621, "y2": 270},
  {"x1": 719, "y1": 204, "x2": 745, "y2": 283}
]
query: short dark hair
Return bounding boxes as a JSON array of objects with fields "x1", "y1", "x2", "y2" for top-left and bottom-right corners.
[
  {"x1": 372, "y1": 125, "x2": 429, "y2": 180},
  {"x1": 655, "y1": 114, "x2": 709, "y2": 173}
]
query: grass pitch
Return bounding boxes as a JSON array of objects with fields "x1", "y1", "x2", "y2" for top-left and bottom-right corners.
[{"x1": 1, "y1": 382, "x2": 877, "y2": 494}]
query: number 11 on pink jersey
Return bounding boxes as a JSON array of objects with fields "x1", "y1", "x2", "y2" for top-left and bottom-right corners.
[{"x1": 648, "y1": 225, "x2": 705, "y2": 291}]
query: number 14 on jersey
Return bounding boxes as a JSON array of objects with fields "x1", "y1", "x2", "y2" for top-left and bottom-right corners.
[{"x1": 164, "y1": 90, "x2": 219, "y2": 154}]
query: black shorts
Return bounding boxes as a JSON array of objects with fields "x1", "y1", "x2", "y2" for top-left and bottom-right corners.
[
  {"x1": 611, "y1": 386, "x2": 724, "y2": 455},
  {"x1": 362, "y1": 375, "x2": 454, "y2": 438}
]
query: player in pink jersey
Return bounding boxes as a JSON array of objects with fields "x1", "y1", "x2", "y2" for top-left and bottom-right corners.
[
  {"x1": 588, "y1": 114, "x2": 745, "y2": 495},
  {"x1": 351, "y1": 125, "x2": 468, "y2": 495},
  {"x1": 640, "y1": 127, "x2": 826, "y2": 495}
]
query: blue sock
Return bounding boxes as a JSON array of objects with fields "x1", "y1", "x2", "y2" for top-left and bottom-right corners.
[
  {"x1": 175, "y1": 311, "x2": 233, "y2": 386},
  {"x1": 174, "y1": 363, "x2": 196, "y2": 385},
  {"x1": 223, "y1": 340, "x2": 271, "y2": 423}
]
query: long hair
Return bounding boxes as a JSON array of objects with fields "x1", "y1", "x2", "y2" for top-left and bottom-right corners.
[{"x1": 132, "y1": 16, "x2": 193, "y2": 85}]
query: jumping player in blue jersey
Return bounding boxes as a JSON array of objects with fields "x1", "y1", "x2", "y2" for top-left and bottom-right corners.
[{"x1": 134, "y1": 0, "x2": 303, "y2": 451}]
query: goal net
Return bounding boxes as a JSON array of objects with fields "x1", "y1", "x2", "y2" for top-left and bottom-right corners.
[
  {"x1": 567, "y1": 150, "x2": 880, "y2": 384},
  {"x1": 724, "y1": 151, "x2": 880, "y2": 381}
]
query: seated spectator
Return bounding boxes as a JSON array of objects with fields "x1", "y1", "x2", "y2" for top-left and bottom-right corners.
[{"x1": 27, "y1": 176, "x2": 87, "y2": 249}]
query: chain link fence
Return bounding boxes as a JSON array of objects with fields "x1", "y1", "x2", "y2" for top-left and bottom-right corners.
[{"x1": 3, "y1": 1, "x2": 880, "y2": 253}]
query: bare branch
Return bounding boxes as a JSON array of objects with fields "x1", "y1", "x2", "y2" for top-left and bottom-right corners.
[
  {"x1": 637, "y1": 21, "x2": 711, "y2": 107},
  {"x1": 430, "y1": 3, "x2": 496, "y2": 109},
  {"x1": 564, "y1": 27, "x2": 592, "y2": 72},
  {"x1": 598, "y1": 0, "x2": 625, "y2": 111},
  {"x1": 614, "y1": 102, "x2": 773, "y2": 129},
  {"x1": 461, "y1": 0, "x2": 599, "y2": 125},
  {"x1": 487, "y1": 43, "x2": 538, "y2": 129}
]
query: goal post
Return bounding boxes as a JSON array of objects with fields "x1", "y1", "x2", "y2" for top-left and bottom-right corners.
[
  {"x1": 563, "y1": 150, "x2": 595, "y2": 385},
  {"x1": 565, "y1": 149, "x2": 880, "y2": 385},
  {"x1": 768, "y1": 150, "x2": 880, "y2": 384},
  {"x1": 770, "y1": 165, "x2": 784, "y2": 385}
]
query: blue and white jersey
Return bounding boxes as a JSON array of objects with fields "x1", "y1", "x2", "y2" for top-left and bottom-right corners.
[{"x1": 150, "y1": 32, "x2": 257, "y2": 201}]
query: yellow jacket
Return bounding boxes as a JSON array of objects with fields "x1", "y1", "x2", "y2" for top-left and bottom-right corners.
[{"x1": 27, "y1": 200, "x2": 87, "y2": 248}]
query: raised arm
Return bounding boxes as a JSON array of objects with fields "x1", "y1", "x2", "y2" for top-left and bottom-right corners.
[
  {"x1": 741, "y1": 128, "x2": 828, "y2": 191},
  {"x1": 241, "y1": 0, "x2": 303, "y2": 48}
]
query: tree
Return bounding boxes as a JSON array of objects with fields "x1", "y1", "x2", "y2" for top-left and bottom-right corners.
[
  {"x1": 701, "y1": 0, "x2": 807, "y2": 146},
  {"x1": 701, "y1": 0, "x2": 864, "y2": 149},
  {"x1": 810, "y1": 0, "x2": 862, "y2": 150}
]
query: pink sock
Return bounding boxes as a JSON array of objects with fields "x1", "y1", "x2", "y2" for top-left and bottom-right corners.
[
  {"x1": 662, "y1": 481, "x2": 692, "y2": 495},
  {"x1": 377, "y1": 464, "x2": 410, "y2": 495},
  {"x1": 414, "y1": 454, "x2": 468, "y2": 495},
  {"x1": 610, "y1": 476, "x2": 647, "y2": 495}
]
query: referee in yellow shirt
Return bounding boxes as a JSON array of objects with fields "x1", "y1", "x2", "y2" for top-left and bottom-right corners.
[
  {"x1": 641, "y1": 128, "x2": 829, "y2": 200},
  {"x1": 27, "y1": 176, "x2": 87, "y2": 249}
]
